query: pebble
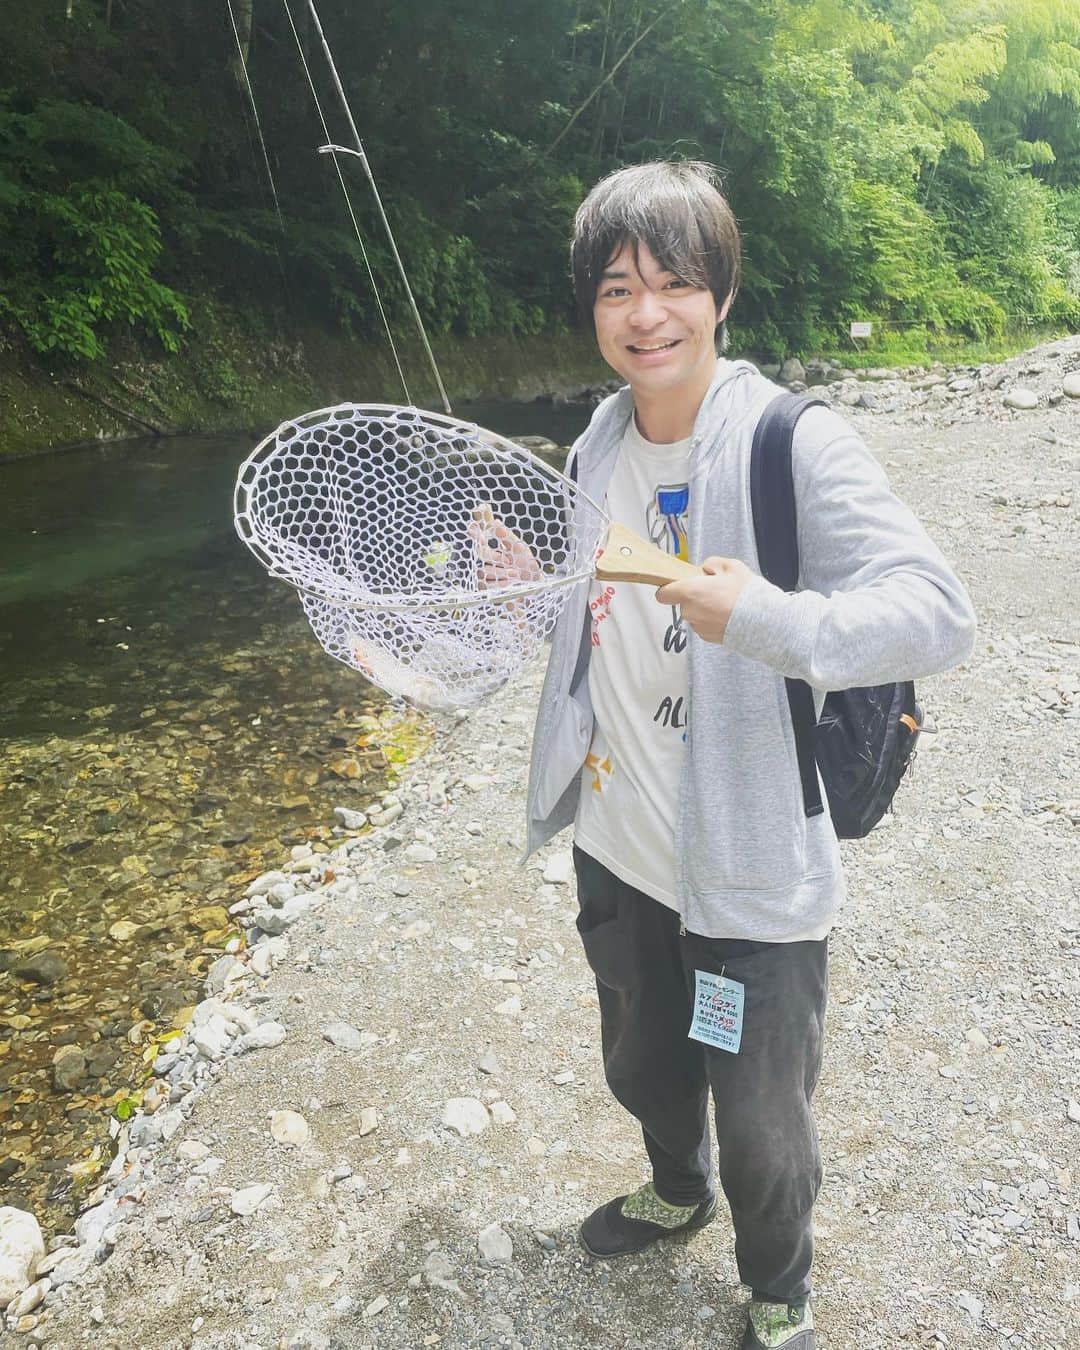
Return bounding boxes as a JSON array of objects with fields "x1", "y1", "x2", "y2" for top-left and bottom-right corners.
[
  {"x1": 358, "y1": 1107, "x2": 379, "y2": 1136},
  {"x1": 1003, "y1": 388, "x2": 1039, "y2": 410},
  {"x1": 1067, "y1": 1099, "x2": 1080, "y2": 1125},
  {"x1": 363, "y1": 1294, "x2": 389, "y2": 1318},
  {"x1": 1063, "y1": 371, "x2": 1080, "y2": 398},
  {"x1": 478, "y1": 1051, "x2": 502, "y2": 1075},
  {"x1": 322, "y1": 1022, "x2": 364, "y2": 1051},
  {"x1": 333, "y1": 806, "x2": 367, "y2": 829},
  {"x1": 442, "y1": 1097, "x2": 490, "y2": 1136},
  {"x1": 237, "y1": 1021, "x2": 287, "y2": 1052},
  {"x1": 478, "y1": 1222, "x2": 513, "y2": 1265},
  {"x1": 270, "y1": 1111, "x2": 310, "y2": 1146},
  {"x1": 422, "y1": 1249, "x2": 463, "y2": 1295},
  {"x1": 489, "y1": 1100, "x2": 517, "y2": 1125},
  {"x1": 404, "y1": 842, "x2": 437, "y2": 863},
  {"x1": 229, "y1": 1183, "x2": 275, "y2": 1216},
  {"x1": 542, "y1": 853, "x2": 573, "y2": 885},
  {"x1": 246, "y1": 870, "x2": 288, "y2": 898},
  {"x1": 7, "y1": 1276, "x2": 49, "y2": 1317}
]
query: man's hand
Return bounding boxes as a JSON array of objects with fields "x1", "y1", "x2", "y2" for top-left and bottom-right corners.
[{"x1": 654, "y1": 556, "x2": 755, "y2": 643}]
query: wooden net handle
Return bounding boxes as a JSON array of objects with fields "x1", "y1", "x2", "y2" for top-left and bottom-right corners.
[{"x1": 594, "y1": 521, "x2": 704, "y2": 586}]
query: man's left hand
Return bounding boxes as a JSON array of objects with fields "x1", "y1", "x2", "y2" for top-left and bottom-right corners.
[{"x1": 654, "y1": 556, "x2": 755, "y2": 644}]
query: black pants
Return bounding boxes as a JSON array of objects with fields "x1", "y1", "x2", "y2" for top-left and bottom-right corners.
[{"x1": 573, "y1": 846, "x2": 828, "y2": 1303}]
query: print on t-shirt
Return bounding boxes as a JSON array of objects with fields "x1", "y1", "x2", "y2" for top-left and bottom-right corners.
[{"x1": 647, "y1": 483, "x2": 690, "y2": 655}]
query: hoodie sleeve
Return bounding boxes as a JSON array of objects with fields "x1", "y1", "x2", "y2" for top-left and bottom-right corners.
[{"x1": 721, "y1": 406, "x2": 976, "y2": 690}]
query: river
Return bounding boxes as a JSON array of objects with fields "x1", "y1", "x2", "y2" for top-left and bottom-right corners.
[{"x1": 0, "y1": 400, "x2": 590, "y2": 1228}]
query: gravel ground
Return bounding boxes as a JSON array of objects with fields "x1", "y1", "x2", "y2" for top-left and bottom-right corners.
[{"x1": 4, "y1": 338, "x2": 1079, "y2": 1349}]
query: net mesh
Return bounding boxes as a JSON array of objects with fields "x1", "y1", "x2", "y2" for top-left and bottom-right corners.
[{"x1": 234, "y1": 403, "x2": 608, "y2": 709}]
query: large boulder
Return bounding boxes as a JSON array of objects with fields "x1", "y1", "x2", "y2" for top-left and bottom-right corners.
[{"x1": 0, "y1": 1207, "x2": 45, "y2": 1304}]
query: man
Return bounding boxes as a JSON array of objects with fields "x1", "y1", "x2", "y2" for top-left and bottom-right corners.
[{"x1": 521, "y1": 162, "x2": 976, "y2": 1350}]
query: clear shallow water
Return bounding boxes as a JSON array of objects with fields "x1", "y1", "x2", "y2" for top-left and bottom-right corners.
[{"x1": 0, "y1": 400, "x2": 588, "y2": 1227}]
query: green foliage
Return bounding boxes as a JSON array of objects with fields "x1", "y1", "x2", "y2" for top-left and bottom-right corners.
[{"x1": 0, "y1": 0, "x2": 1076, "y2": 365}]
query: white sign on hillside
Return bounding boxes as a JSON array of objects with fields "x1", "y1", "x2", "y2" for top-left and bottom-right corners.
[{"x1": 850, "y1": 321, "x2": 873, "y2": 338}]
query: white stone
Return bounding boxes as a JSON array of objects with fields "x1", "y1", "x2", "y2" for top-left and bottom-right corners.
[
  {"x1": 478, "y1": 1222, "x2": 513, "y2": 1264},
  {"x1": 442, "y1": 1097, "x2": 490, "y2": 1137},
  {"x1": 177, "y1": 1140, "x2": 211, "y2": 1163},
  {"x1": 333, "y1": 806, "x2": 367, "y2": 829},
  {"x1": 495, "y1": 995, "x2": 522, "y2": 1017},
  {"x1": 1067, "y1": 1098, "x2": 1080, "y2": 1124},
  {"x1": 237, "y1": 1021, "x2": 287, "y2": 1053},
  {"x1": 322, "y1": 1021, "x2": 364, "y2": 1050},
  {"x1": 449, "y1": 935, "x2": 474, "y2": 953},
  {"x1": 965, "y1": 1027, "x2": 990, "y2": 1052},
  {"x1": 248, "y1": 943, "x2": 277, "y2": 977},
  {"x1": 542, "y1": 853, "x2": 573, "y2": 885},
  {"x1": 1063, "y1": 371, "x2": 1080, "y2": 398},
  {"x1": 422, "y1": 1249, "x2": 462, "y2": 1295},
  {"x1": 404, "y1": 842, "x2": 437, "y2": 863},
  {"x1": 246, "y1": 870, "x2": 288, "y2": 898},
  {"x1": 193, "y1": 1014, "x2": 234, "y2": 1061},
  {"x1": 463, "y1": 774, "x2": 491, "y2": 792},
  {"x1": 270, "y1": 1111, "x2": 309, "y2": 1146},
  {"x1": 1003, "y1": 388, "x2": 1039, "y2": 410},
  {"x1": 489, "y1": 1100, "x2": 517, "y2": 1126},
  {"x1": 363, "y1": 1294, "x2": 389, "y2": 1318},
  {"x1": 358, "y1": 1107, "x2": 379, "y2": 1137},
  {"x1": 401, "y1": 920, "x2": 432, "y2": 940},
  {"x1": 229, "y1": 1183, "x2": 275, "y2": 1216},
  {"x1": 75, "y1": 1197, "x2": 118, "y2": 1249},
  {"x1": 0, "y1": 1208, "x2": 44, "y2": 1304},
  {"x1": 7, "y1": 1276, "x2": 49, "y2": 1318}
]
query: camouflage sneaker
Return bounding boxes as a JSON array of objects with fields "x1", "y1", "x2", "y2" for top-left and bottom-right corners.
[
  {"x1": 578, "y1": 1180, "x2": 717, "y2": 1258},
  {"x1": 741, "y1": 1298, "x2": 815, "y2": 1349}
]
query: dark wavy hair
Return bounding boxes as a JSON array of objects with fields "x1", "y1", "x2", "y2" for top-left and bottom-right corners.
[{"x1": 571, "y1": 160, "x2": 741, "y2": 351}]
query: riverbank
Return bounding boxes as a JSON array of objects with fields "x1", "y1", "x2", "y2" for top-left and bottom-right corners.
[
  {"x1": 2, "y1": 337, "x2": 1079, "y2": 1348},
  {"x1": 0, "y1": 304, "x2": 613, "y2": 460}
]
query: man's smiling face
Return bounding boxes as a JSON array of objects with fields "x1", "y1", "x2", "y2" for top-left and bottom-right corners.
[{"x1": 592, "y1": 240, "x2": 729, "y2": 417}]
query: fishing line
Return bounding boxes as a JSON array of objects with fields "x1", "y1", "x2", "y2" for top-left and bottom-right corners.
[
  {"x1": 280, "y1": 0, "x2": 412, "y2": 407},
  {"x1": 302, "y1": 0, "x2": 453, "y2": 416},
  {"x1": 225, "y1": 0, "x2": 287, "y2": 237}
]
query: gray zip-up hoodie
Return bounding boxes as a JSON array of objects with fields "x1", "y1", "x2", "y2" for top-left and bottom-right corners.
[{"x1": 524, "y1": 359, "x2": 976, "y2": 941}]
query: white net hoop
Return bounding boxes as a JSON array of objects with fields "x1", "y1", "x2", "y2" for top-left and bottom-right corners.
[{"x1": 234, "y1": 403, "x2": 608, "y2": 708}]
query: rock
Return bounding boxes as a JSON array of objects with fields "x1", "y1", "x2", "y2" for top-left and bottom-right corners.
[
  {"x1": 75, "y1": 1197, "x2": 118, "y2": 1249},
  {"x1": 34, "y1": 1246, "x2": 78, "y2": 1276},
  {"x1": 965, "y1": 1027, "x2": 990, "y2": 1052},
  {"x1": 44, "y1": 1245, "x2": 93, "y2": 1288},
  {"x1": 1067, "y1": 1099, "x2": 1080, "y2": 1124},
  {"x1": 0, "y1": 1208, "x2": 45, "y2": 1304},
  {"x1": 478, "y1": 1222, "x2": 513, "y2": 1264},
  {"x1": 463, "y1": 775, "x2": 491, "y2": 792},
  {"x1": 246, "y1": 870, "x2": 289, "y2": 898},
  {"x1": 401, "y1": 920, "x2": 432, "y2": 940},
  {"x1": 270, "y1": 1111, "x2": 310, "y2": 1146},
  {"x1": 1003, "y1": 388, "x2": 1039, "y2": 410},
  {"x1": 322, "y1": 1021, "x2": 364, "y2": 1051},
  {"x1": 779, "y1": 357, "x2": 806, "y2": 384},
  {"x1": 8, "y1": 1276, "x2": 49, "y2": 1317},
  {"x1": 1063, "y1": 371, "x2": 1080, "y2": 398},
  {"x1": 495, "y1": 995, "x2": 522, "y2": 1017},
  {"x1": 205, "y1": 954, "x2": 246, "y2": 996},
  {"x1": 11, "y1": 951, "x2": 68, "y2": 985},
  {"x1": 533, "y1": 1230, "x2": 556, "y2": 1252},
  {"x1": 363, "y1": 1294, "x2": 389, "y2": 1319},
  {"x1": 237, "y1": 1021, "x2": 287, "y2": 1052},
  {"x1": 442, "y1": 1097, "x2": 490, "y2": 1136},
  {"x1": 490, "y1": 1100, "x2": 517, "y2": 1125},
  {"x1": 177, "y1": 1140, "x2": 211, "y2": 1163},
  {"x1": 552, "y1": 1069, "x2": 575, "y2": 1086},
  {"x1": 52, "y1": 1045, "x2": 87, "y2": 1092},
  {"x1": 251, "y1": 898, "x2": 308, "y2": 936},
  {"x1": 359, "y1": 1107, "x2": 379, "y2": 1136},
  {"x1": 190, "y1": 905, "x2": 230, "y2": 932},
  {"x1": 477, "y1": 1050, "x2": 502, "y2": 1075},
  {"x1": 542, "y1": 852, "x2": 573, "y2": 885},
  {"x1": 193, "y1": 1014, "x2": 235, "y2": 1061},
  {"x1": 368, "y1": 803, "x2": 403, "y2": 827},
  {"x1": 229, "y1": 1183, "x2": 275, "y2": 1216},
  {"x1": 108, "y1": 920, "x2": 141, "y2": 942},
  {"x1": 333, "y1": 806, "x2": 367, "y2": 829},
  {"x1": 423, "y1": 1249, "x2": 463, "y2": 1295},
  {"x1": 404, "y1": 842, "x2": 437, "y2": 863}
]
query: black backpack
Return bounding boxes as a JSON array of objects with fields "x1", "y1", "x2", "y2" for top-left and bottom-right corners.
[{"x1": 750, "y1": 392, "x2": 925, "y2": 838}]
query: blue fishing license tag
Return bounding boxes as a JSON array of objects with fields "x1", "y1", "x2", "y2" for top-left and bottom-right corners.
[{"x1": 688, "y1": 969, "x2": 744, "y2": 1054}]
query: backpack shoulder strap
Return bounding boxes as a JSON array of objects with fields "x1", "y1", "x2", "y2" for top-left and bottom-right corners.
[{"x1": 749, "y1": 391, "x2": 829, "y2": 819}]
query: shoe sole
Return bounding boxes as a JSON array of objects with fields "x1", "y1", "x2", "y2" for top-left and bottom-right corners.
[{"x1": 578, "y1": 1196, "x2": 718, "y2": 1259}]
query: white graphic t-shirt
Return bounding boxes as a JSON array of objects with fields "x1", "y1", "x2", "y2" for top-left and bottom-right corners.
[{"x1": 574, "y1": 417, "x2": 691, "y2": 910}]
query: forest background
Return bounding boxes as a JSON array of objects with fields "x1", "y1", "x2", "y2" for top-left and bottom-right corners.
[{"x1": 1, "y1": 0, "x2": 1079, "y2": 449}]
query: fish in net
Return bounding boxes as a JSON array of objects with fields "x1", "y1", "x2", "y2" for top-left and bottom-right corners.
[{"x1": 234, "y1": 403, "x2": 701, "y2": 709}]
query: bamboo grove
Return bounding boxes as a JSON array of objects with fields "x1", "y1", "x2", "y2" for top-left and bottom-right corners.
[{"x1": 1, "y1": 0, "x2": 1078, "y2": 364}]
